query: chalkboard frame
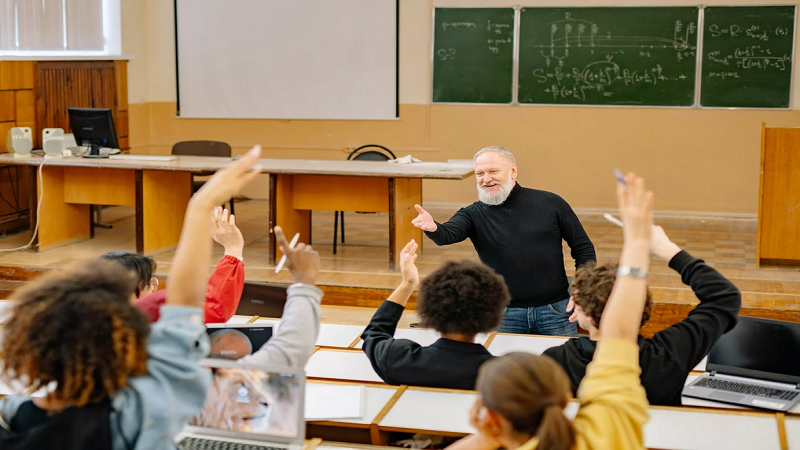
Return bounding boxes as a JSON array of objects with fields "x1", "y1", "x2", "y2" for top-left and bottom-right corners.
[
  {"x1": 698, "y1": 4, "x2": 797, "y2": 110},
  {"x1": 431, "y1": 6, "x2": 520, "y2": 105},
  {"x1": 430, "y1": 5, "x2": 797, "y2": 109}
]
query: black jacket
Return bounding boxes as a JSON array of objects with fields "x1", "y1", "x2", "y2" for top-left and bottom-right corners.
[
  {"x1": 425, "y1": 183, "x2": 596, "y2": 308},
  {"x1": 361, "y1": 301, "x2": 494, "y2": 390},
  {"x1": 543, "y1": 250, "x2": 742, "y2": 406}
]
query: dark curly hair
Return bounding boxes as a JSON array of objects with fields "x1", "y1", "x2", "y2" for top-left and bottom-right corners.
[
  {"x1": 572, "y1": 262, "x2": 652, "y2": 329},
  {"x1": 0, "y1": 260, "x2": 151, "y2": 407},
  {"x1": 417, "y1": 260, "x2": 510, "y2": 336},
  {"x1": 100, "y1": 251, "x2": 156, "y2": 297}
]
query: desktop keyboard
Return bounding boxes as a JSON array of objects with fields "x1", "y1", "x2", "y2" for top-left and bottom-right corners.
[
  {"x1": 178, "y1": 437, "x2": 288, "y2": 450},
  {"x1": 109, "y1": 154, "x2": 177, "y2": 162},
  {"x1": 695, "y1": 377, "x2": 800, "y2": 401}
]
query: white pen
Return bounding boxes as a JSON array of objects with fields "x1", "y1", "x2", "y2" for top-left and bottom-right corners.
[
  {"x1": 274, "y1": 233, "x2": 300, "y2": 273},
  {"x1": 603, "y1": 213, "x2": 624, "y2": 228}
]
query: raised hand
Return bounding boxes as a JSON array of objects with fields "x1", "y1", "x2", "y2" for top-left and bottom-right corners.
[
  {"x1": 650, "y1": 225, "x2": 681, "y2": 261},
  {"x1": 617, "y1": 173, "x2": 654, "y2": 245},
  {"x1": 212, "y1": 207, "x2": 244, "y2": 260},
  {"x1": 411, "y1": 204, "x2": 437, "y2": 232},
  {"x1": 273, "y1": 226, "x2": 320, "y2": 286},
  {"x1": 196, "y1": 146, "x2": 262, "y2": 207},
  {"x1": 400, "y1": 240, "x2": 420, "y2": 287}
]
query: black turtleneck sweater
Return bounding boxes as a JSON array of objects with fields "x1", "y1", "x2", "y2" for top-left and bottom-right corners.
[
  {"x1": 424, "y1": 183, "x2": 596, "y2": 308},
  {"x1": 543, "y1": 250, "x2": 742, "y2": 406}
]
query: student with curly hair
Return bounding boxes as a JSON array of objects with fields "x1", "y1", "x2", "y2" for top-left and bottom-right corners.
[
  {"x1": 102, "y1": 206, "x2": 246, "y2": 324},
  {"x1": 361, "y1": 240, "x2": 510, "y2": 390},
  {"x1": 543, "y1": 225, "x2": 741, "y2": 406},
  {"x1": 0, "y1": 147, "x2": 263, "y2": 450},
  {"x1": 445, "y1": 172, "x2": 652, "y2": 450}
]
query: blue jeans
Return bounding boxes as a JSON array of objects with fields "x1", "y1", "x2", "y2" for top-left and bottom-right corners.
[{"x1": 500, "y1": 298, "x2": 578, "y2": 337}]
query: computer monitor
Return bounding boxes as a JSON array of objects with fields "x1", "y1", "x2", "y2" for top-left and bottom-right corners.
[{"x1": 68, "y1": 107, "x2": 119, "y2": 159}]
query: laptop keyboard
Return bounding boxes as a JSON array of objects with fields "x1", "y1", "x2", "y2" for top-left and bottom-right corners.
[
  {"x1": 177, "y1": 437, "x2": 288, "y2": 450},
  {"x1": 696, "y1": 377, "x2": 800, "y2": 401}
]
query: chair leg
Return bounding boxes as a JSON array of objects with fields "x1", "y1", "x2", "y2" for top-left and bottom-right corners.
[
  {"x1": 340, "y1": 211, "x2": 345, "y2": 243},
  {"x1": 93, "y1": 205, "x2": 112, "y2": 229},
  {"x1": 333, "y1": 211, "x2": 339, "y2": 255}
]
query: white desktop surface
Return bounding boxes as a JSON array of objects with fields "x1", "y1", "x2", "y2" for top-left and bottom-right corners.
[
  {"x1": 307, "y1": 382, "x2": 398, "y2": 425},
  {"x1": 644, "y1": 407, "x2": 781, "y2": 450},
  {"x1": 786, "y1": 417, "x2": 800, "y2": 450},
  {"x1": 682, "y1": 373, "x2": 800, "y2": 414},
  {"x1": 379, "y1": 389, "x2": 476, "y2": 434},
  {"x1": 354, "y1": 329, "x2": 490, "y2": 349},
  {"x1": 225, "y1": 315, "x2": 254, "y2": 325},
  {"x1": 694, "y1": 356, "x2": 708, "y2": 372},
  {"x1": 305, "y1": 350, "x2": 384, "y2": 383},
  {"x1": 486, "y1": 334, "x2": 569, "y2": 356},
  {"x1": 316, "y1": 323, "x2": 365, "y2": 348}
]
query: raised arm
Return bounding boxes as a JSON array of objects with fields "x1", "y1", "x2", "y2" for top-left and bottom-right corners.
[
  {"x1": 599, "y1": 174, "x2": 653, "y2": 343},
  {"x1": 166, "y1": 146, "x2": 261, "y2": 308},
  {"x1": 204, "y1": 207, "x2": 246, "y2": 323}
]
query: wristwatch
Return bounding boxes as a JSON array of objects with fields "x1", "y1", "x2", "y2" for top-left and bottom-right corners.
[{"x1": 616, "y1": 266, "x2": 648, "y2": 278}]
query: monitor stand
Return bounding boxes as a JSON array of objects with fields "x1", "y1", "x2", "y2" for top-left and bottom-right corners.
[{"x1": 82, "y1": 143, "x2": 109, "y2": 159}]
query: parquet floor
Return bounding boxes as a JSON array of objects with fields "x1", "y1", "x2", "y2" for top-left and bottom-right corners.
[{"x1": 0, "y1": 199, "x2": 797, "y2": 310}]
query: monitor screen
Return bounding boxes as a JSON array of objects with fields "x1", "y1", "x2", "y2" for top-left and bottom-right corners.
[
  {"x1": 189, "y1": 367, "x2": 302, "y2": 439},
  {"x1": 708, "y1": 316, "x2": 800, "y2": 384},
  {"x1": 67, "y1": 107, "x2": 119, "y2": 157},
  {"x1": 207, "y1": 326, "x2": 273, "y2": 360}
]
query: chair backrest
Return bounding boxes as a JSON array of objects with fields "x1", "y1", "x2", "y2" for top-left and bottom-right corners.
[
  {"x1": 171, "y1": 140, "x2": 232, "y2": 157},
  {"x1": 347, "y1": 144, "x2": 396, "y2": 161}
]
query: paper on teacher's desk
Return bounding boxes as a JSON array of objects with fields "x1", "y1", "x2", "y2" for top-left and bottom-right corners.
[
  {"x1": 388, "y1": 155, "x2": 422, "y2": 164},
  {"x1": 305, "y1": 384, "x2": 364, "y2": 420}
]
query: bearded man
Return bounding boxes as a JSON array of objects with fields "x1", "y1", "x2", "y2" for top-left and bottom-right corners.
[{"x1": 412, "y1": 146, "x2": 595, "y2": 336}]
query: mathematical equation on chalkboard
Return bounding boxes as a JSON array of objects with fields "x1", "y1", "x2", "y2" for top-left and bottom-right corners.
[
  {"x1": 705, "y1": 23, "x2": 793, "y2": 79},
  {"x1": 436, "y1": 19, "x2": 513, "y2": 62},
  {"x1": 523, "y1": 12, "x2": 697, "y2": 103}
]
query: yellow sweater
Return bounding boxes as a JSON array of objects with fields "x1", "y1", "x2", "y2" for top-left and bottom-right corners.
[{"x1": 517, "y1": 339, "x2": 649, "y2": 450}]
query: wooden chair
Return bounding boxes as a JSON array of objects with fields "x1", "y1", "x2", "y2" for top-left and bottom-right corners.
[
  {"x1": 171, "y1": 140, "x2": 235, "y2": 214},
  {"x1": 333, "y1": 145, "x2": 397, "y2": 255}
]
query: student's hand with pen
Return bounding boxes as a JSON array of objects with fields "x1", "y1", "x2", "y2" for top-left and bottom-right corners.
[
  {"x1": 212, "y1": 207, "x2": 244, "y2": 260},
  {"x1": 273, "y1": 225, "x2": 320, "y2": 286}
]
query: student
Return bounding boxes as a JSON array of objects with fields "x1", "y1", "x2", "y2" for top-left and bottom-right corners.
[
  {"x1": 101, "y1": 207, "x2": 246, "y2": 323},
  {"x1": 445, "y1": 172, "x2": 652, "y2": 450},
  {"x1": 543, "y1": 225, "x2": 742, "y2": 406},
  {"x1": 361, "y1": 240, "x2": 509, "y2": 390},
  {"x1": 0, "y1": 147, "x2": 263, "y2": 449}
]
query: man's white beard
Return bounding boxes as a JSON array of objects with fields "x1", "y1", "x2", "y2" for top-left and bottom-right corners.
[{"x1": 477, "y1": 176, "x2": 514, "y2": 205}]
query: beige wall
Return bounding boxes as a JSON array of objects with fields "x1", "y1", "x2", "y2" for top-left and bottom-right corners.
[{"x1": 122, "y1": 0, "x2": 800, "y2": 214}]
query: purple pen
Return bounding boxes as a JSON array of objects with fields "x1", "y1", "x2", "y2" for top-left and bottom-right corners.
[{"x1": 613, "y1": 168, "x2": 626, "y2": 186}]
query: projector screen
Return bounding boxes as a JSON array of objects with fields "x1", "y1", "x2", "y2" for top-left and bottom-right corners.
[{"x1": 175, "y1": 0, "x2": 397, "y2": 120}]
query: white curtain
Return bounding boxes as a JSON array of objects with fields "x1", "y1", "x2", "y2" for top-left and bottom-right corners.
[{"x1": 0, "y1": 0, "x2": 103, "y2": 51}]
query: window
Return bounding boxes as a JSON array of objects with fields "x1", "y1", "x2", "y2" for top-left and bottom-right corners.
[{"x1": 0, "y1": 0, "x2": 120, "y2": 56}]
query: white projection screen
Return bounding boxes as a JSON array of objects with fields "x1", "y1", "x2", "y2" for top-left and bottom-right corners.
[{"x1": 175, "y1": 0, "x2": 397, "y2": 120}]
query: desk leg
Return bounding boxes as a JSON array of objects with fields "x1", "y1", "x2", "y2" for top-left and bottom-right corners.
[
  {"x1": 137, "y1": 170, "x2": 192, "y2": 254},
  {"x1": 269, "y1": 174, "x2": 311, "y2": 265},
  {"x1": 389, "y1": 178, "x2": 422, "y2": 271},
  {"x1": 35, "y1": 166, "x2": 91, "y2": 251}
]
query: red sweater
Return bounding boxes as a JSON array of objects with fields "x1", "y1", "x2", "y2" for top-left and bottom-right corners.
[{"x1": 134, "y1": 255, "x2": 245, "y2": 323}]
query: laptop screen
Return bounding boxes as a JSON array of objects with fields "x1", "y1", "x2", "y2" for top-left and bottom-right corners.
[
  {"x1": 708, "y1": 316, "x2": 800, "y2": 384},
  {"x1": 189, "y1": 366, "x2": 304, "y2": 440},
  {"x1": 207, "y1": 326, "x2": 273, "y2": 360}
]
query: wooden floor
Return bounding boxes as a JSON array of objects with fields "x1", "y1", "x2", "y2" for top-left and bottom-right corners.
[{"x1": 0, "y1": 199, "x2": 797, "y2": 311}]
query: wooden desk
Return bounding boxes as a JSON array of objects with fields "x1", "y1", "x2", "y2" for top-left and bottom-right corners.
[
  {"x1": 0, "y1": 154, "x2": 232, "y2": 253},
  {"x1": 787, "y1": 417, "x2": 800, "y2": 450},
  {"x1": 378, "y1": 387, "x2": 476, "y2": 436},
  {"x1": 306, "y1": 349, "x2": 384, "y2": 384},
  {"x1": 264, "y1": 159, "x2": 473, "y2": 270}
]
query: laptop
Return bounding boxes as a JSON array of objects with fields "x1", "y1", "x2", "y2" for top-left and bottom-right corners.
[
  {"x1": 207, "y1": 324, "x2": 274, "y2": 360},
  {"x1": 236, "y1": 282, "x2": 288, "y2": 318},
  {"x1": 683, "y1": 316, "x2": 800, "y2": 411},
  {"x1": 177, "y1": 359, "x2": 305, "y2": 450}
]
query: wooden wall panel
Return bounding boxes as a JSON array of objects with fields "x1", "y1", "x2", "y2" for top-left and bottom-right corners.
[
  {"x1": 0, "y1": 91, "x2": 14, "y2": 123},
  {"x1": 758, "y1": 127, "x2": 800, "y2": 264},
  {"x1": 0, "y1": 62, "x2": 34, "y2": 91},
  {"x1": 0, "y1": 122, "x2": 15, "y2": 153},
  {"x1": 14, "y1": 90, "x2": 36, "y2": 130}
]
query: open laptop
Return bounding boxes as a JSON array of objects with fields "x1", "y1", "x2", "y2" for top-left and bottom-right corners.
[
  {"x1": 177, "y1": 359, "x2": 305, "y2": 450},
  {"x1": 235, "y1": 282, "x2": 288, "y2": 318},
  {"x1": 683, "y1": 316, "x2": 800, "y2": 411},
  {"x1": 207, "y1": 324, "x2": 274, "y2": 360}
]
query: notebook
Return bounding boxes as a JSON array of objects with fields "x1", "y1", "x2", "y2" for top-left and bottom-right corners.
[
  {"x1": 176, "y1": 360, "x2": 305, "y2": 450},
  {"x1": 206, "y1": 324, "x2": 274, "y2": 360},
  {"x1": 682, "y1": 316, "x2": 800, "y2": 412}
]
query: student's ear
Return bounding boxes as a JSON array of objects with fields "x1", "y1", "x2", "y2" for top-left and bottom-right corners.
[{"x1": 483, "y1": 409, "x2": 505, "y2": 437}]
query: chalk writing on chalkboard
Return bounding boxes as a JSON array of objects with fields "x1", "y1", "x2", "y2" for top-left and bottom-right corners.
[{"x1": 518, "y1": 8, "x2": 699, "y2": 106}]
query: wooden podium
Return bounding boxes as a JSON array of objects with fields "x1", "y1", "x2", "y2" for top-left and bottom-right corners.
[{"x1": 758, "y1": 123, "x2": 800, "y2": 266}]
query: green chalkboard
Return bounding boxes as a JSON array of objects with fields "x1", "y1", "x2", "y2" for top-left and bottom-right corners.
[
  {"x1": 517, "y1": 7, "x2": 699, "y2": 106},
  {"x1": 433, "y1": 8, "x2": 514, "y2": 104},
  {"x1": 701, "y1": 6, "x2": 796, "y2": 108}
]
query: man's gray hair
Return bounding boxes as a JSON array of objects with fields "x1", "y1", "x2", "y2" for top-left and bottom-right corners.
[{"x1": 473, "y1": 146, "x2": 516, "y2": 165}]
